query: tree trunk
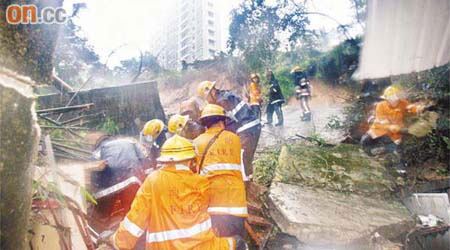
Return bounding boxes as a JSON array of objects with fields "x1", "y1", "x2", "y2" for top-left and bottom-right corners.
[
  {"x1": 0, "y1": 1, "x2": 61, "y2": 248},
  {"x1": 0, "y1": 69, "x2": 40, "y2": 250}
]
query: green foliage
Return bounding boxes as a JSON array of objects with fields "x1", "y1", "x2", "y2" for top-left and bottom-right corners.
[
  {"x1": 401, "y1": 64, "x2": 450, "y2": 166},
  {"x1": 312, "y1": 38, "x2": 361, "y2": 83},
  {"x1": 32, "y1": 180, "x2": 67, "y2": 206},
  {"x1": 97, "y1": 118, "x2": 119, "y2": 135},
  {"x1": 308, "y1": 132, "x2": 328, "y2": 147},
  {"x1": 54, "y1": 19, "x2": 102, "y2": 86},
  {"x1": 326, "y1": 115, "x2": 345, "y2": 130},
  {"x1": 0, "y1": 1, "x2": 61, "y2": 84},
  {"x1": 254, "y1": 148, "x2": 281, "y2": 187},
  {"x1": 50, "y1": 129, "x2": 65, "y2": 140},
  {"x1": 80, "y1": 186, "x2": 97, "y2": 205},
  {"x1": 32, "y1": 180, "x2": 97, "y2": 205},
  {"x1": 272, "y1": 66, "x2": 296, "y2": 99},
  {"x1": 228, "y1": 0, "x2": 312, "y2": 71},
  {"x1": 113, "y1": 52, "x2": 162, "y2": 80},
  {"x1": 276, "y1": 143, "x2": 395, "y2": 196}
]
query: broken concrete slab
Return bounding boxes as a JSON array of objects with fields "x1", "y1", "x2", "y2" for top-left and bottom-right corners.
[
  {"x1": 268, "y1": 182, "x2": 414, "y2": 249},
  {"x1": 403, "y1": 193, "x2": 450, "y2": 223},
  {"x1": 275, "y1": 143, "x2": 395, "y2": 196}
]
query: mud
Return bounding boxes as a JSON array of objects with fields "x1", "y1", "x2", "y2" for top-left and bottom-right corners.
[{"x1": 259, "y1": 81, "x2": 350, "y2": 149}]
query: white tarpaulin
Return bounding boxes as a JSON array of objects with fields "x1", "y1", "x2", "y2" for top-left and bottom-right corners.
[{"x1": 353, "y1": 0, "x2": 450, "y2": 80}]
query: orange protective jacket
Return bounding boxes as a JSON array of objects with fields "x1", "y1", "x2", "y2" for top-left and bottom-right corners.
[
  {"x1": 193, "y1": 126, "x2": 248, "y2": 218},
  {"x1": 248, "y1": 82, "x2": 262, "y2": 106},
  {"x1": 113, "y1": 163, "x2": 235, "y2": 250},
  {"x1": 368, "y1": 100, "x2": 418, "y2": 144}
]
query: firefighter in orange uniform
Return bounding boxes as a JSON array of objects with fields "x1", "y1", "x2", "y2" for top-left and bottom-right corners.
[
  {"x1": 168, "y1": 114, "x2": 205, "y2": 140},
  {"x1": 112, "y1": 135, "x2": 240, "y2": 249},
  {"x1": 197, "y1": 81, "x2": 261, "y2": 181},
  {"x1": 247, "y1": 73, "x2": 262, "y2": 118},
  {"x1": 361, "y1": 86, "x2": 423, "y2": 155},
  {"x1": 193, "y1": 104, "x2": 248, "y2": 238}
]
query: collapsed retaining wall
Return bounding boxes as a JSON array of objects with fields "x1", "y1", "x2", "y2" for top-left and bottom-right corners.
[{"x1": 38, "y1": 81, "x2": 166, "y2": 135}]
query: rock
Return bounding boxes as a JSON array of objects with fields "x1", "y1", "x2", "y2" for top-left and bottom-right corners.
[
  {"x1": 332, "y1": 153, "x2": 343, "y2": 158},
  {"x1": 268, "y1": 182, "x2": 414, "y2": 249},
  {"x1": 369, "y1": 232, "x2": 403, "y2": 250},
  {"x1": 275, "y1": 143, "x2": 395, "y2": 196}
]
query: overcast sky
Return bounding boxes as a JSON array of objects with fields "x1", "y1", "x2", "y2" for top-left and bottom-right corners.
[{"x1": 63, "y1": 0, "x2": 359, "y2": 68}]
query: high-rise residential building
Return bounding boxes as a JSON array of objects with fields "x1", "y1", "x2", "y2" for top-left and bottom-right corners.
[{"x1": 151, "y1": 0, "x2": 221, "y2": 70}]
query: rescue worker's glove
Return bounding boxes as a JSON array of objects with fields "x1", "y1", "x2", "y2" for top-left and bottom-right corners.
[
  {"x1": 388, "y1": 124, "x2": 401, "y2": 133},
  {"x1": 97, "y1": 230, "x2": 117, "y2": 249},
  {"x1": 416, "y1": 104, "x2": 425, "y2": 114},
  {"x1": 271, "y1": 85, "x2": 277, "y2": 93}
]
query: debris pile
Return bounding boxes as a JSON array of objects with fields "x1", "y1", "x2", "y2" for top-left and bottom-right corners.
[{"x1": 275, "y1": 143, "x2": 395, "y2": 196}]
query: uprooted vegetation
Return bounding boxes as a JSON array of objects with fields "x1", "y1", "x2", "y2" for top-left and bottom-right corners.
[
  {"x1": 254, "y1": 142, "x2": 396, "y2": 197},
  {"x1": 341, "y1": 64, "x2": 449, "y2": 172}
]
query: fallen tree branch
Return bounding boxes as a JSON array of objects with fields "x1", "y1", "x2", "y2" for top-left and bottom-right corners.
[
  {"x1": 52, "y1": 73, "x2": 75, "y2": 94},
  {"x1": 52, "y1": 142, "x2": 92, "y2": 155},
  {"x1": 295, "y1": 133, "x2": 335, "y2": 147},
  {"x1": 40, "y1": 126, "x2": 90, "y2": 130},
  {"x1": 131, "y1": 50, "x2": 143, "y2": 83},
  {"x1": 59, "y1": 112, "x2": 105, "y2": 126},
  {"x1": 37, "y1": 103, "x2": 94, "y2": 115},
  {"x1": 57, "y1": 75, "x2": 94, "y2": 122},
  {"x1": 38, "y1": 114, "x2": 82, "y2": 138}
]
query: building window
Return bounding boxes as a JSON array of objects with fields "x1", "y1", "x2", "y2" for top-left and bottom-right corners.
[
  {"x1": 208, "y1": 20, "x2": 214, "y2": 26},
  {"x1": 208, "y1": 29, "x2": 214, "y2": 36},
  {"x1": 208, "y1": 11, "x2": 214, "y2": 18},
  {"x1": 208, "y1": 39, "x2": 215, "y2": 46},
  {"x1": 208, "y1": 2, "x2": 213, "y2": 7},
  {"x1": 209, "y1": 49, "x2": 215, "y2": 57}
]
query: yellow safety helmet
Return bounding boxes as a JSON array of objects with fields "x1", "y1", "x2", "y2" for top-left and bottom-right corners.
[
  {"x1": 199, "y1": 104, "x2": 226, "y2": 122},
  {"x1": 142, "y1": 119, "x2": 164, "y2": 138},
  {"x1": 381, "y1": 86, "x2": 400, "y2": 99},
  {"x1": 292, "y1": 66, "x2": 302, "y2": 73},
  {"x1": 157, "y1": 135, "x2": 196, "y2": 162},
  {"x1": 250, "y1": 73, "x2": 259, "y2": 80},
  {"x1": 168, "y1": 114, "x2": 189, "y2": 134},
  {"x1": 196, "y1": 81, "x2": 216, "y2": 100}
]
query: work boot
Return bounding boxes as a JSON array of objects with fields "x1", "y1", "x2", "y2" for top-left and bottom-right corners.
[
  {"x1": 275, "y1": 105, "x2": 284, "y2": 126},
  {"x1": 301, "y1": 112, "x2": 311, "y2": 121}
]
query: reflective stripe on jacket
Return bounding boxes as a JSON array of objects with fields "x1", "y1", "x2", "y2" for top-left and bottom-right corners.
[
  {"x1": 114, "y1": 163, "x2": 234, "y2": 249},
  {"x1": 194, "y1": 127, "x2": 248, "y2": 218},
  {"x1": 268, "y1": 78, "x2": 285, "y2": 104},
  {"x1": 368, "y1": 100, "x2": 418, "y2": 142},
  {"x1": 214, "y1": 90, "x2": 259, "y2": 134}
]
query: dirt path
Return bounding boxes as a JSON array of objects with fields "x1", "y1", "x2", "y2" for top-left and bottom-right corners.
[
  {"x1": 258, "y1": 80, "x2": 349, "y2": 149},
  {"x1": 260, "y1": 81, "x2": 350, "y2": 250}
]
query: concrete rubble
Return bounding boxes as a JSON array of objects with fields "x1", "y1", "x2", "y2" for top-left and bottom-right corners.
[
  {"x1": 264, "y1": 142, "x2": 418, "y2": 249},
  {"x1": 268, "y1": 182, "x2": 414, "y2": 250},
  {"x1": 275, "y1": 143, "x2": 395, "y2": 196}
]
